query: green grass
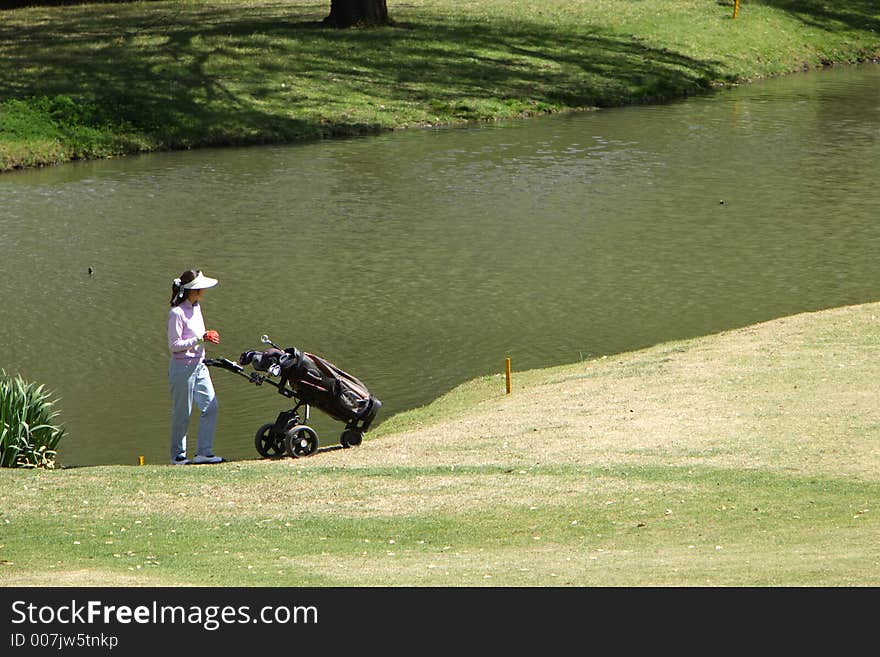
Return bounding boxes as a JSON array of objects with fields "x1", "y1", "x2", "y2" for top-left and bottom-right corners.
[
  {"x1": 0, "y1": 0, "x2": 878, "y2": 170},
  {"x1": 1, "y1": 462, "x2": 875, "y2": 586},
  {"x1": 2, "y1": 303, "x2": 879, "y2": 586}
]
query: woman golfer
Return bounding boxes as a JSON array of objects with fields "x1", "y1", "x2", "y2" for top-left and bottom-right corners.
[{"x1": 167, "y1": 269, "x2": 224, "y2": 465}]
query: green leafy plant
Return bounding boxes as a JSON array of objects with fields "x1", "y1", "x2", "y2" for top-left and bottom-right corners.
[{"x1": 0, "y1": 370, "x2": 66, "y2": 469}]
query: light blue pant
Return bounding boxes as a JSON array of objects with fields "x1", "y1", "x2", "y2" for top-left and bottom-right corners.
[{"x1": 168, "y1": 360, "x2": 218, "y2": 460}]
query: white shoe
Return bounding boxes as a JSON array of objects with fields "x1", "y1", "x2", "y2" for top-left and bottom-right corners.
[
  {"x1": 193, "y1": 454, "x2": 224, "y2": 464},
  {"x1": 171, "y1": 454, "x2": 191, "y2": 465}
]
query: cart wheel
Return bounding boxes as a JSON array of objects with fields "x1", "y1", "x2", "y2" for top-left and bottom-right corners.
[
  {"x1": 285, "y1": 425, "x2": 319, "y2": 458},
  {"x1": 254, "y1": 423, "x2": 284, "y2": 458},
  {"x1": 340, "y1": 428, "x2": 363, "y2": 448}
]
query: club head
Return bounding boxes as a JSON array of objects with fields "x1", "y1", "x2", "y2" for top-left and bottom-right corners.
[{"x1": 260, "y1": 335, "x2": 271, "y2": 345}]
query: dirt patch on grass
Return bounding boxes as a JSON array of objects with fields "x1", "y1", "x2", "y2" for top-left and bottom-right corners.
[
  {"x1": 7, "y1": 467, "x2": 693, "y2": 522},
  {"x1": 297, "y1": 535, "x2": 880, "y2": 587},
  {"x1": 2, "y1": 568, "x2": 169, "y2": 587}
]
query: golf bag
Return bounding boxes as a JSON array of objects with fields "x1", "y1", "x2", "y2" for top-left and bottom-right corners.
[{"x1": 240, "y1": 346, "x2": 381, "y2": 427}]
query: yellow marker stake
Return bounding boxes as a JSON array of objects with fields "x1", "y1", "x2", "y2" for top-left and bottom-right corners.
[
  {"x1": 505, "y1": 357, "x2": 512, "y2": 394},
  {"x1": 733, "y1": 0, "x2": 740, "y2": 19},
  {"x1": 138, "y1": 456, "x2": 144, "y2": 466}
]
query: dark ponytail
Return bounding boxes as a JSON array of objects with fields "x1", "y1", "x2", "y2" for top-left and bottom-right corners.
[{"x1": 170, "y1": 269, "x2": 199, "y2": 307}]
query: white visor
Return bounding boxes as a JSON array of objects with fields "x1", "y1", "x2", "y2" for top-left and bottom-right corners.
[{"x1": 182, "y1": 272, "x2": 219, "y2": 290}]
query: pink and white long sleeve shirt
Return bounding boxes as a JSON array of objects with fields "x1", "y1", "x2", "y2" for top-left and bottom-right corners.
[{"x1": 167, "y1": 300, "x2": 206, "y2": 363}]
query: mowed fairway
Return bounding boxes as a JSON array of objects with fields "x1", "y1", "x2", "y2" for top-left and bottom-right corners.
[{"x1": 1, "y1": 303, "x2": 879, "y2": 586}]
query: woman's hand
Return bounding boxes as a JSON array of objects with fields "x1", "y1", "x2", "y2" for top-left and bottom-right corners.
[{"x1": 203, "y1": 330, "x2": 220, "y2": 344}]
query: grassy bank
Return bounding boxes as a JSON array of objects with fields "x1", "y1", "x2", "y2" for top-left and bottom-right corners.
[
  {"x1": 1, "y1": 0, "x2": 878, "y2": 171},
  {"x1": 2, "y1": 303, "x2": 879, "y2": 586}
]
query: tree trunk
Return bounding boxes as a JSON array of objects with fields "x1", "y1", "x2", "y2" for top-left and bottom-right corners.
[{"x1": 324, "y1": 0, "x2": 389, "y2": 28}]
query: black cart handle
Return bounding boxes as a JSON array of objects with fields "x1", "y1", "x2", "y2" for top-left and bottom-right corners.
[{"x1": 204, "y1": 358, "x2": 244, "y2": 374}]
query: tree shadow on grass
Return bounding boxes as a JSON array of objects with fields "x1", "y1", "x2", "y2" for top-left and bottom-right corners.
[
  {"x1": 754, "y1": 0, "x2": 880, "y2": 35},
  {"x1": 716, "y1": 0, "x2": 880, "y2": 37},
  {"x1": 0, "y1": 0, "x2": 161, "y2": 8},
  {"x1": 0, "y1": 3, "x2": 730, "y2": 150}
]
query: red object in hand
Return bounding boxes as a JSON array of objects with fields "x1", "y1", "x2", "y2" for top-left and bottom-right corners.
[{"x1": 203, "y1": 330, "x2": 220, "y2": 344}]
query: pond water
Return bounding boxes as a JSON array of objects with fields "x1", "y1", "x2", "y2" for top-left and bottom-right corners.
[{"x1": 1, "y1": 63, "x2": 878, "y2": 466}]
